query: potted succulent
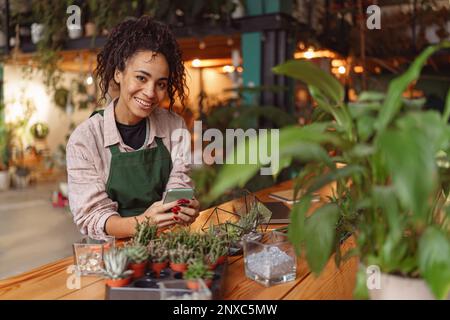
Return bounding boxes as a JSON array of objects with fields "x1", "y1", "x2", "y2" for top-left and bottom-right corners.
[
  {"x1": 133, "y1": 216, "x2": 158, "y2": 247},
  {"x1": 207, "y1": 42, "x2": 450, "y2": 299},
  {"x1": 148, "y1": 240, "x2": 169, "y2": 278},
  {"x1": 169, "y1": 243, "x2": 195, "y2": 273},
  {"x1": 125, "y1": 244, "x2": 149, "y2": 279},
  {"x1": 205, "y1": 238, "x2": 228, "y2": 270},
  {"x1": 102, "y1": 248, "x2": 133, "y2": 287},
  {"x1": 185, "y1": 259, "x2": 215, "y2": 290}
]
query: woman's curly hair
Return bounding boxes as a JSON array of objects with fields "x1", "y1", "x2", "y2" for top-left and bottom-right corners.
[{"x1": 95, "y1": 16, "x2": 187, "y2": 109}]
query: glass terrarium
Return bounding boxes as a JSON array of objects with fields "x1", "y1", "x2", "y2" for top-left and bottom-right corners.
[
  {"x1": 73, "y1": 235, "x2": 115, "y2": 276},
  {"x1": 200, "y1": 189, "x2": 272, "y2": 255},
  {"x1": 158, "y1": 279, "x2": 212, "y2": 300},
  {"x1": 243, "y1": 231, "x2": 296, "y2": 287}
]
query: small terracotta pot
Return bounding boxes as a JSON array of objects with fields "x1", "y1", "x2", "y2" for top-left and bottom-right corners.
[
  {"x1": 208, "y1": 255, "x2": 227, "y2": 270},
  {"x1": 186, "y1": 279, "x2": 213, "y2": 290},
  {"x1": 207, "y1": 262, "x2": 217, "y2": 271},
  {"x1": 170, "y1": 262, "x2": 188, "y2": 273},
  {"x1": 152, "y1": 261, "x2": 168, "y2": 278},
  {"x1": 129, "y1": 261, "x2": 147, "y2": 279},
  {"x1": 216, "y1": 255, "x2": 227, "y2": 265},
  {"x1": 105, "y1": 277, "x2": 132, "y2": 287}
]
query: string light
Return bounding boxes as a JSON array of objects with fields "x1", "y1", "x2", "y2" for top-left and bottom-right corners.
[
  {"x1": 354, "y1": 65, "x2": 364, "y2": 73},
  {"x1": 192, "y1": 59, "x2": 201, "y2": 68},
  {"x1": 338, "y1": 66, "x2": 346, "y2": 74},
  {"x1": 222, "y1": 65, "x2": 235, "y2": 73},
  {"x1": 304, "y1": 49, "x2": 314, "y2": 59}
]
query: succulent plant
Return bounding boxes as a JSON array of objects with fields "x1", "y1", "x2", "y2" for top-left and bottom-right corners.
[
  {"x1": 148, "y1": 240, "x2": 169, "y2": 263},
  {"x1": 169, "y1": 243, "x2": 195, "y2": 264},
  {"x1": 206, "y1": 238, "x2": 228, "y2": 263},
  {"x1": 219, "y1": 222, "x2": 243, "y2": 242},
  {"x1": 237, "y1": 203, "x2": 261, "y2": 233},
  {"x1": 102, "y1": 248, "x2": 133, "y2": 280},
  {"x1": 184, "y1": 259, "x2": 214, "y2": 281},
  {"x1": 133, "y1": 216, "x2": 158, "y2": 247},
  {"x1": 125, "y1": 244, "x2": 149, "y2": 264}
]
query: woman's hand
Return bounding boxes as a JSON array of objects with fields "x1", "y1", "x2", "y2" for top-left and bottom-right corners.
[
  {"x1": 139, "y1": 200, "x2": 180, "y2": 229},
  {"x1": 172, "y1": 198, "x2": 200, "y2": 226}
]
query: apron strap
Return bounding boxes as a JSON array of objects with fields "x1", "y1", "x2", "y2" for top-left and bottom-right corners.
[
  {"x1": 109, "y1": 144, "x2": 121, "y2": 155},
  {"x1": 90, "y1": 109, "x2": 105, "y2": 118}
]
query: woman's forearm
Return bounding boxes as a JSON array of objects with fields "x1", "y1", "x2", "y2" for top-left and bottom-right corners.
[{"x1": 105, "y1": 215, "x2": 138, "y2": 239}]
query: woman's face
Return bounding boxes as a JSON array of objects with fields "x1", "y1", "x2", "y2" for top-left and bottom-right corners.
[{"x1": 114, "y1": 50, "x2": 169, "y2": 120}]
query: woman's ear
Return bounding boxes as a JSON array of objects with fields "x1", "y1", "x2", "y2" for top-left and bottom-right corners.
[{"x1": 114, "y1": 69, "x2": 122, "y2": 85}]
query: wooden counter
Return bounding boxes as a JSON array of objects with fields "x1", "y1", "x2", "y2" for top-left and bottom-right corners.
[{"x1": 0, "y1": 181, "x2": 358, "y2": 300}]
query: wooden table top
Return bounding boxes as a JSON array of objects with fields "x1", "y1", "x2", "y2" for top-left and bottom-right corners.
[{"x1": 0, "y1": 180, "x2": 358, "y2": 300}]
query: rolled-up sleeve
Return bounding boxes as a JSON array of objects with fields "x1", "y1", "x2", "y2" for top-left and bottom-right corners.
[
  {"x1": 66, "y1": 129, "x2": 119, "y2": 238},
  {"x1": 166, "y1": 117, "x2": 193, "y2": 190}
]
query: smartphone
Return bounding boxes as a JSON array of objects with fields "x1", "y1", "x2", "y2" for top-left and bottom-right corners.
[{"x1": 163, "y1": 188, "x2": 194, "y2": 204}]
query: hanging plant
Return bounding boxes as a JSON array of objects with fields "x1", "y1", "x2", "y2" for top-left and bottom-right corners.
[
  {"x1": 54, "y1": 87, "x2": 70, "y2": 110},
  {"x1": 31, "y1": 0, "x2": 69, "y2": 91},
  {"x1": 30, "y1": 122, "x2": 49, "y2": 140}
]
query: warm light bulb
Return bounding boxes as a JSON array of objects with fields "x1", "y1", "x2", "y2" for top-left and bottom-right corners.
[
  {"x1": 192, "y1": 59, "x2": 201, "y2": 68},
  {"x1": 86, "y1": 75, "x2": 94, "y2": 85},
  {"x1": 222, "y1": 65, "x2": 235, "y2": 73},
  {"x1": 304, "y1": 50, "x2": 314, "y2": 59},
  {"x1": 338, "y1": 66, "x2": 346, "y2": 74},
  {"x1": 354, "y1": 66, "x2": 364, "y2": 73}
]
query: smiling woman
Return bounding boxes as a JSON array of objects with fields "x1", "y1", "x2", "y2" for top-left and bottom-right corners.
[{"x1": 66, "y1": 16, "x2": 199, "y2": 240}]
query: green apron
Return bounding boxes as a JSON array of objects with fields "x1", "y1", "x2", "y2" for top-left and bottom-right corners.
[{"x1": 91, "y1": 110, "x2": 172, "y2": 217}]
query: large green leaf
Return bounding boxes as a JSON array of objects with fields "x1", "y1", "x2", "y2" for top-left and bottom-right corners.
[
  {"x1": 353, "y1": 265, "x2": 369, "y2": 300},
  {"x1": 443, "y1": 88, "x2": 450, "y2": 124},
  {"x1": 358, "y1": 91, "x2": 386, "y2": 102},
  {"x1": 418, "y1": 226, "x2": 450, "y2": 299},
  {"x1": 396, "y1": 111, "x2": 449, "y2": 153},
  {"x1": 377, "y1": 128, "x2": 437, "y2": 220},
  {"x1": 272, "y1": 59, "x2": 344, "y2": 105},
  {"x1": 376, "y1": 41, "x2": 450, "y2": 132},
  {"x1": 356, "y1": 114, "x2": 376, "y2": 142},
  {"x1": 287, "y1": 195, "x2": 312, "y2": 256},
  {"x1": 348, "y1": 101, "x2": 381, "y2": 119},
  {"x1": 304, "y1": 203, "x2": 340, "y2": 274},
  {"x1": 306, "y1": 164, "x2": 366, "y2": 194}
]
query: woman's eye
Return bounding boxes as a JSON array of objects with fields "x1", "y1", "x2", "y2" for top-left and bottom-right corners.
[
  {"x1": 136, "y1": 76, "x2": 146, "y2": 82},
  {"x1": 158, "y1": 82, "x2": 167, "y2": 89}
]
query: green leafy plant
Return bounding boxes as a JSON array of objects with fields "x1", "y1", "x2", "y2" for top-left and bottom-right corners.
[
  {"x1": 169, "y1": 243, "x2": 195, "y2": 264},
  {"x1": 206, "y1": 41, "x2": 450, "y2": 299},
  {"x1": 132, "y1": 216, "x2": 158, "y2": 247},
  {"x1": 148, "y1": 240, "x2": 169, "y2": 263},
  {"x1": 102, "y1": 248, "x2": 133, "y2": 280},
  {"x1": 0, "y1": 102, "x2": 11, "y2": 170},
  {"x1": 205, "y1": 237, "x2": 228, "y2": 264},
  {"x1": 185, "y1": 259, "x2": 214, "y2": 281},
  {"x1": 125, "y1": 244, "x2": 149, "y2": 264}
]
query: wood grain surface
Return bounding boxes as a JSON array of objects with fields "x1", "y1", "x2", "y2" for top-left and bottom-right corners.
[{"x1": 0, "y1": 180, "x2": 358, "y2": 300}]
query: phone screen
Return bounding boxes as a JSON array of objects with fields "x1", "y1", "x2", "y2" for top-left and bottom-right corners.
[{"x1": 163, "y1": 188, "x2": 194, "y2": 204}]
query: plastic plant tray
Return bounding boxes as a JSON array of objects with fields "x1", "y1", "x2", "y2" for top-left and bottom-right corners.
[{"x1": 105, "y1": 261, "x2": 227, "y2": 300}]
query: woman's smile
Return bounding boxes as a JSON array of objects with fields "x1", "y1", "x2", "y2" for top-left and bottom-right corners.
[{"x1": 134, "y1": 97, "x2": 153, "y2": 110}]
